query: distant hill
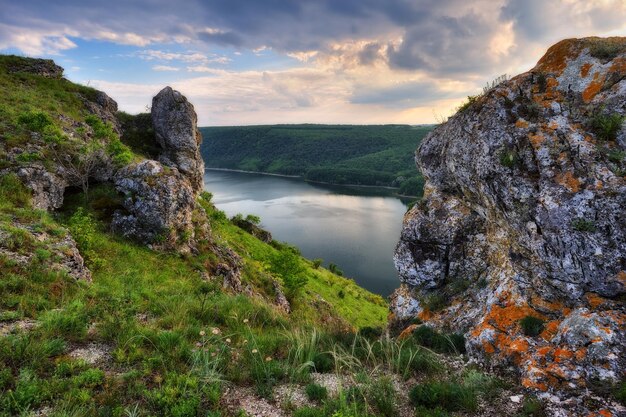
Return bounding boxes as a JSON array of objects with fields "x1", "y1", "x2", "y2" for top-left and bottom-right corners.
[{"x1": 199, "y1": 124, "x2": 433, "y2": 196}]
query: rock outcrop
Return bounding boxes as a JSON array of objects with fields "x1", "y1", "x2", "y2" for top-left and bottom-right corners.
[
  {"x1": 151, "y1": 87, "x2": 205, "y2": 192},
  {"x1": 111, "y1": 160, "x2": 197, "y2": 247},
  {"x1": 392, "y1": 37, "x2": 625, "y2": 414},
  {"x1": 111, "y1": 87, "x2": 206, "y2": 248}
]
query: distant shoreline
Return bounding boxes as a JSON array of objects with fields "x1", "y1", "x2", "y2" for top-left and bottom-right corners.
[{"x1": 204, "y1": 167, "x2": 419, "y2": 199}]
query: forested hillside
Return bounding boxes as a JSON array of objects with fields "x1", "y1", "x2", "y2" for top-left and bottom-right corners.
[{"x1": 199, "y1": 125, "x2": 432, "y2": 196}]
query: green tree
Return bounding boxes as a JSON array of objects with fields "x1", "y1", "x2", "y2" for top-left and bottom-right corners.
[{"x1": 268, "y1": 250, "x2": 308, "y2": 300}]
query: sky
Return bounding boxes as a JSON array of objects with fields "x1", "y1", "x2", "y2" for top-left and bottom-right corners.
[{"x1": 1, "y1": 0, "x2": 625, "y2": 126}]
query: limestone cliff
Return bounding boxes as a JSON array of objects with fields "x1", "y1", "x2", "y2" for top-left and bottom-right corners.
[{"x1": 392, "y1": 37, "x2": 625, "y2": 413}]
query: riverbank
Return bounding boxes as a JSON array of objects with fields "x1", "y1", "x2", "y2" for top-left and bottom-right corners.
[{"x1": 204, "y1": 167, "x2": 419, "y2": 199}]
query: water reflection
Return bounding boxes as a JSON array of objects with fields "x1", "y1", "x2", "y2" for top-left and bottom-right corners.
[{"x1": 204, "y1": 170, "x2": 410, "y2": 297}]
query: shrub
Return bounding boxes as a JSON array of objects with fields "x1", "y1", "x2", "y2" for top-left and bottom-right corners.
[
  {"x1": 608, "y1": 150, "x2": 625, "y2": 164},
  {"x1": 571, "y1": 218, "x2": 595, "y2": 232},
  {"x1": 18, "y1": 110, "x2": 53, "y2": 131},
  {"x1": 312, "y1": 258, "x2": 323, "y2": 269},
  {"x1": 328, "y1": 263, "x2": 343, "y2": 276},
  {"x1": 413, "y1": 326, "x2": 466, "y2": 354},
  {"x1": 457, "y1": 95, "x2": 480, "y2": 113},
  {"x1": 519, "y1": 316, "x2": 544, "y2": 337},
  {"x1": 337, "y1": 289, "x2": 345, "y2": 299},
  {"x1": 107, "y1": 137, "x2": 133, "y2": 166},
  {"x1": 614, "y1": 381, "x2": 626, "y2": 405},
  {"x1": 0, "y1": 174, "x2": 31, "y2": 208},
  {"x1": 536, "y1": 73, "x2": 548, "y2": 93},
  {"x1": 305, "y1": 383, "x2": 328, "y2": 402},
  {"x1": 409, "y1": 381, "x2": 477, "y2": 412},
  {"x1": 313, "y1": 352, "x2": 334, "y2": 373},
  {"x1": 421, "y1": 293, "x2": 447, "y2": 312},
  {"x1": 500, "y1": 149, "x2": 519, "y2": 168},
  {"x1": 590, "y1": 112, "x2": 624, "y2": 141},
  {"x1": 589, "y1": 40, "x2": 626, "y2": 60},
  {"x1": 516, "y1": 396, "x2": 546, "y2": 417},
  {"x1": 268, "y1": 250, "x2": 308, "y2": 300},
  {"x1": 368, "y1": 377, "x2": 397, "y2": 417}
]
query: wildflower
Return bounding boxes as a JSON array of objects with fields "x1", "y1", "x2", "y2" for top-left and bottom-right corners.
[
  {"x1": 211, "y1": 328, "x2": 220, "y2": 335},
  {"x1": 195, "y1": 342, "x2": 202, "y2": 347},
  {"x1": 265, "y1": 356, "x2": 272, "y2": 362},
  {"x1": 243, "y1": 339, "x2": 248, "y2": 344},
  {"x1": 211, "y1": 352, "x2": 217, "y2": 357},
  {"x1": 243, "y1": 319, "x2": 249, "y2": 324},
  {"x1": 251, "y1": 349, "x2": 258, "y2": 354},
  {"x1": 226, "y1": 338, "x2": 231, "y2": 343},
  {"x1": 199, "y1": 330, "x2": 206, "y2": 337}
]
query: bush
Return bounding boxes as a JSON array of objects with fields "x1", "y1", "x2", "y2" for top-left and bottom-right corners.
[
  {"x1": 313, "y1": 352, "x2": 334, "y2": 373},
  {"x1": 457, "y1": 95, "x2": 480, "y2": 113},
  {"x1": 312, "y1": 258, "x2": 323, "y2": 269},
  {"x1": 421, "y1": 293, "x2": 447, "y2": 312},
  {"x1": 571, "y1": 218, "x2": 595, "y2": 232},
  {"x1": 18, "y1": 110, "x2": 53, "y2": 131},
  {"x1": 614, "y1": 381, "x2": 626, "y2": 405},
  {"x1": 500, "y1": 149, "x2": 519, "y2": 168},
  {"x1": 516, "y1": 396, "x2": 546, "y2": 417},
  {"x1": 409, "y1": 381, "x2": 477, "y2": 412},
  {"x1": 589, "y1": 40, "x2": 626, "y2": 60},
  {"x1": 368, "y1": 377, "x2": 397, "y2": 417},
  {"x1": 268, "y1": 250, "x2": 308, "y2": 300},
  {"x1": 413, "y1": 326, "x2": 466, "y2": 354},
  {"x1": 305, "y1": 383, "x2": 328, "y2": 402},
  {"x1": 590, "y1": 112, "x2": 624, "y2": 141},
  {"x1": 519, "y1": 316, "x2": 545, "y2": 337},
  {"x1": 328, "y1": 263, "x2": 343, "y2": 276}
]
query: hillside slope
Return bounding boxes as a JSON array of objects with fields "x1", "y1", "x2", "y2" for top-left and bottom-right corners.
[
  {"x1": 0, "y1": 55, "x2": 523, "y2": 417},
  {"x1": 199, "y1": 125, "x2": 431, "y2": 196},
  {"x1": 392, "y1": 37, "x2": 626, "y2": 416}
]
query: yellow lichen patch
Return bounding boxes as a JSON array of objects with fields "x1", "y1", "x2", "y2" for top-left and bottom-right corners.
[
  {"x1": 582, "y1": 72, "x2": 606, "y2": 103},
  {"x1": 586, "y1": 293, "x2": 607, "y2": 309},
  {"x1": 398, "y1": 324, "x2": 418, "y2": 340},
  {"x1": 516, "y1": 119, "x2": 529, "y2": 129},
  {"x1": 581, "y1": 62, "x2": 593, "y2": 78},
  {"x1": 528, "y1": 132, "x2": 546, "y2": 148},
  {"x1": 556, "y1": 171, "x2": 582, "y2": 193}
]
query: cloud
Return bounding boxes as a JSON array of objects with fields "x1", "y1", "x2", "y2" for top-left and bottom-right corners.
[
  {"x1": 1, "y1": 0, "x2": 626, "y2": 123},
  {"x1": 152, "y1": 65, "x2": 179, "y2": 71}
]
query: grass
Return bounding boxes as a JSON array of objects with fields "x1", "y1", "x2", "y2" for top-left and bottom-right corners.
[
  {"x1": 590, "y1": 112, "x2": 624, "y2": 141},
  {"x1": 305, "y1": 383, "x2": 328, "y2": 402}
]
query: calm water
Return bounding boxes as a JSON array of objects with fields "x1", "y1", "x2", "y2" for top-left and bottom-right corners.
[{"x1": 203, "y1": 170, "x2": 410, "y2": 297}]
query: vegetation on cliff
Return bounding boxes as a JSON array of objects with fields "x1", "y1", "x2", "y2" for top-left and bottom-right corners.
[{"x1": 199, "y1": 125, "x2": 431, "y2": 196}]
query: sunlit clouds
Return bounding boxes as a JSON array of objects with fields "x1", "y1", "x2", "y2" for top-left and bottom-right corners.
[{"x1": 1, "y1": 0, "x2": 625, "y2": 124}]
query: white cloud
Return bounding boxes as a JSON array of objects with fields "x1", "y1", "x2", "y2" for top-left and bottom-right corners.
[{"x1": 152, "y1": 65, "x2": 180, "y2": 71}]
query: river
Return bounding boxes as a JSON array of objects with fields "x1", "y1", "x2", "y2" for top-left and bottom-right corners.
[{"x1": 204, "y1": 169, "x2": 411, "y2": 297}]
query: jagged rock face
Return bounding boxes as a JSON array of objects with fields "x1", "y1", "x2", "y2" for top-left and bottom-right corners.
[
  {"x1": 111, "y1": 160, "x2": 196, "y2": 248},
  {"x1": 7, "y1": 57, "x2": 63, "y2": 78},
  {"x1": 392, "y1": 37, "x2": 626, "y2": 408},
  {"x1": 152, "y1": 87, "x2": 205, "y2": 192}
]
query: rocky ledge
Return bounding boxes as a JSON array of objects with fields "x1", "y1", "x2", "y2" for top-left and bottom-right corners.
[{"x1": 392, "y1": 37, "x2": 625, "y2": 415}]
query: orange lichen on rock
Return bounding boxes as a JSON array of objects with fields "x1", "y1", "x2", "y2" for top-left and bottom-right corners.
[
  {"x1": 582, "y1": 72, "x2": 606, "y2": 102},
  {"x1": 528, "y1": 133, "x2": 546, "y2": 148},
  {"x1": 610, "y1": 56, "x2": 626, "y2": 75},
  {"x1": 398, "y1": 324, "x2": 418, "y2": 340},
  {"x1": 541, "y1": 320, "x2": 561, "y2": 341},
  {"x1": 536, "y1": 39, "x2": 582, "y2": 75},
  {"x1": 586, "y1": 293, "x2": 607, "y2": 309},
  {"x1": 581, "y1": 62, "x2": 593, "y2": 78},
  {"x1": 516, "y1": 119, "x2": 529, "y2": 129},
  {"x1": 522, "y1": 377, "x2": 548, "y2": 392},
  {"x1": 484, "y1": 303, "x2": 541, "y2": 331},
  {"x1": 556, "y1": 171, "x2": 582, "y2": 192},
  {"x1": 554, "y1": 348, "x2": 574, "y2": 363}
]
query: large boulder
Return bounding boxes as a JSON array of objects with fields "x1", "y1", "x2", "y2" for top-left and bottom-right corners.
[
  {"x1": 151, "y1": 87, "x2": 204, "y2": 192},
  {"x1": 392, "y1": 37, "x2": 626, "y2": 414},
  {"x1": 111, "y1": 160, "x2": 197, "y2": 249}
]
